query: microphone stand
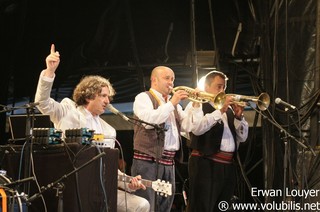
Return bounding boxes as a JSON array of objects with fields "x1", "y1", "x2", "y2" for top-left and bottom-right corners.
[
  {"x1": 288, "y1": 111, "x2": 306, "y2": 205},
  {"x1": 249, "y1": 103, "x2": 309, "y2": 150},
  {"x1": 0, "y1": 102, "x2": 40, "y2": 114},
  {"x1": 248, "y1": 104, "x2": 315, "y2": 203},
  {"x1": 2, "y1": 177, "x2": 35, "y2": 188},
  {"x1": 26, "y1": 152, "x2": 106, "y2": 212},
  {"x1": 126, "y1": 116, "x2": 166, "y2": 132},
  {"x1": 56, "y1": 183, "x2": 64, "y2": 212},
  {"x1": 23, "y1": 105, "x2": 36, "y2": 196}
]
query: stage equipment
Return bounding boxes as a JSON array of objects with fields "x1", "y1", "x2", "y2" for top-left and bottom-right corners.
[
  {"x1": 65, "y1": 128, "x2": 94, "y2": 144},
  {"x1": 91, "y1": 134, "x2": 115, "y2": 148},
  {"x1": 0, "y1": 170, "x2": 27, "y2": 212},
  {"x1": 26, "y1": 151, "x2": 106, "y2": 212},
  {"x1": 32, "y1": 128, "x2": 62, "y2": 145},
  {"x1": 0, "y1": 144, "x2": 118, "y2": 212},
  {"x1": 172, "y1": 86, "x2": 270, "y2": 111},
  {"x1": 8, "y1": 114, "x2": 52, "y2": 143},
  {"x1": 275, "y1": 97, "x2": 296, "y2": 110}
]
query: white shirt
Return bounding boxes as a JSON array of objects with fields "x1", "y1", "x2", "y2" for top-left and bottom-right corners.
[
  {"x1": 36, "y1": 71, "x2": 135, "y2": 192},
  {"x1": 133, "y1": 89, "x2": 202, "y2": 151},
  {"x1": 84, "y1": 108, "x2": 103, "y2": 134},
  {"x1": 187, "y1": 101, "x2": 249, "y2": 152},
  {"x1": 35, "y1": 71, "x2": 116, "y2": 139}
]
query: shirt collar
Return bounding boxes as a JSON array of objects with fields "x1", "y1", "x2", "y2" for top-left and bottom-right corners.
[
  {"x1": 80, "y1": 106, "x2": 99, "y2": 120},
  {"x1": 150, "y1": 88, "x2": 171, "y2": 102}
]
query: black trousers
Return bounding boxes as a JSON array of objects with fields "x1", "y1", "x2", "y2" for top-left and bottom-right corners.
[{"x1": 187, "y1": 155, "x2": 236, "y2": 212}]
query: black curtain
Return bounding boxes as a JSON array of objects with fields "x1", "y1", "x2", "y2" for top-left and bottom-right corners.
[{"x1": 259, "y1": 0, "x2": 320, "y2": 204}]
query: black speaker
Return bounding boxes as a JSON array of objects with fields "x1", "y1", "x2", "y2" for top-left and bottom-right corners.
[{"x1": 0, "y1": 143, "x2": 118, "y2": 212}]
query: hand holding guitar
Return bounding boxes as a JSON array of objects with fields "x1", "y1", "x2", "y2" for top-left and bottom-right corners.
[
  {"x1": 128, "y1": 175, "x2": 146, "y2": 190},
  {"x1": 118, "y1": 174, "x2": 172, "y2": 197}
]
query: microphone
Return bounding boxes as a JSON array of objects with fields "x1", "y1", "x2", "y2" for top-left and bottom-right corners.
[
  {"x1": 3, "y1": 177, "x2": 35, "y2": 187},
  {"x1": 106, "y1": 104, "x2": 130, "y2": 121},
  {"x1": 275, "y1": 98, "x2": 296, "y2": 109}
]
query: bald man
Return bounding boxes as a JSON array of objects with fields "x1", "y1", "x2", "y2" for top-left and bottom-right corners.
[{"x1": 131, "y1": 66, "x2": 202, "y2": 211}]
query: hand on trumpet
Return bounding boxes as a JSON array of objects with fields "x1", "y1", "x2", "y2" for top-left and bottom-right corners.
[
  {"x1": 191, "y1": 88, "x2": 201, "y2": 108},
  {"x1": 170, "y1": 86, "x2": 201, "y2": 108},
  {"x1": 220, "y1": 95, "x2": 233, "y2": 113},
  {"x1": 170, "y1": 86, "x2": 189, "y2": 106},
  {"x1": 220, "y1": 95, "x2": 245, "y2": 118},
  {"x1": 232, "y1": 103, "x2": 245, "y2": 119}
]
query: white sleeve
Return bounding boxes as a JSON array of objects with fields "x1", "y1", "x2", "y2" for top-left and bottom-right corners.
[
  {"x1": 133, "y1": 92, "x2": 175, "y2": 129},
  {"x1": 191, "y1": 105, "x2": 223, "y2": 136}
]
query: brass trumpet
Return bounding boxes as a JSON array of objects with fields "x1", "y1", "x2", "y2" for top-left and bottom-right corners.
[
  {"x1": 227, "y1": 93, "x2": 270, "y2": 111},
  {"x1": 172, "y1": 86, "x2": 270, "y2": 111},
  {"x1": 172, "y1": 86, "x2": 216, "y2": 103}
]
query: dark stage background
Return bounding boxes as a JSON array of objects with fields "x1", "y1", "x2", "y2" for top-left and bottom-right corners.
[{"x1": 0, "y1": 0, "x2": 320, "y2": 210}]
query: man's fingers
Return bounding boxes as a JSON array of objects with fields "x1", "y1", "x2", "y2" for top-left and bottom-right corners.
[
  {"x1": 50, "y1": 44, "x2": 55, "y2": 54},
  {"x1": 140, "y1": 183, "x2": 146, "y2": 190}
]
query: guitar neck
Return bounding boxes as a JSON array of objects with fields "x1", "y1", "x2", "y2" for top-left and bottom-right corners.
[{"x1": 118, "y1": 174, "x2": 152, "y2": 188}]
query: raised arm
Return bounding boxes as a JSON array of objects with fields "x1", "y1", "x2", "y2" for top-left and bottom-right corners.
[{"x1": 43, "y1": 44, "x2": 60, "y2": 78}]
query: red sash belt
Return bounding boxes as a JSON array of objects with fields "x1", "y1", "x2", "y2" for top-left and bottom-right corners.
[
  {"x1": 134, "y1": 150, "x2": 176, "y2": 166},
  {"x1": 191, "y1": 149, "x2": 233, "y2": 164}
]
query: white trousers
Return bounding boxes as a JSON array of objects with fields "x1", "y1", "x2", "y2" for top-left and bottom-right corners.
[{"x1": 117, "y1": 189, "x2": 150, "y2": 212}]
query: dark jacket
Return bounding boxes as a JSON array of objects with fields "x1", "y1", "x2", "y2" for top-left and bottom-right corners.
[{"x1": 190, "y1": 103, "x2": 237, "y2": 156}]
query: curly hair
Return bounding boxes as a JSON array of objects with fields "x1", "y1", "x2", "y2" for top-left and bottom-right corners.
[{"x1": 72, "y1": 75, "x2": 115, "y2": 106}]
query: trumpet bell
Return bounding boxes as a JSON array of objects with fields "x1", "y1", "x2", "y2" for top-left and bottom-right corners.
[
  {"x1": 256, "y1": 92, "x2": 270, "y2": 111},
  {"x1": 226, "y1": 92, "x2": 270, "y2": 111}
]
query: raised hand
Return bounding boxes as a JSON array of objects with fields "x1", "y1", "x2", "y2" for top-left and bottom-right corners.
[{"x1": 44, "y1": 44, "x2": 60, "y2": 77}]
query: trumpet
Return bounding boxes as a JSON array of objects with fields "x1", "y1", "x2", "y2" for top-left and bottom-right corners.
[
  {"x1": 172, "y1": 86, "x2": 216, "y2": 103},
  {"x1": 172, "y1": 86, "x2": 270, "y2": 111},
  {"x1": 226, "y1": 93, "x2": 270, "y2": 111}
]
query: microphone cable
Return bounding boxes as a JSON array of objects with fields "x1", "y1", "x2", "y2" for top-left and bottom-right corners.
[
  {"x1": 17, "y1": 140, "x2": 47, "y2": 212},
  {"x1": 115, "y1": 137, "x2": 129, "y2": 212},
  {"x1": 62, "y1": 139, "x2": 83, "y2": 212},
  {"x1": 94, "y1": 145, "x2": 109, "y2": 212},
  {"x1": 29, "y1": 147, "x2": 48, "y2": 212}
]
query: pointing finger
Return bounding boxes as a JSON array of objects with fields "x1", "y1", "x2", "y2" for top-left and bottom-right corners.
[{"x1": 50, "y1": 44, "x2": 55, "y2": 54}]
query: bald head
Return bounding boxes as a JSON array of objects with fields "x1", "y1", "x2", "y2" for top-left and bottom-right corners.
[
  {"x1": 150, "y1": 66, "x2": 173, "y2": 79},
  {"x1": 150, "y1": 66, "x2": 175, "y2": 96}
]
